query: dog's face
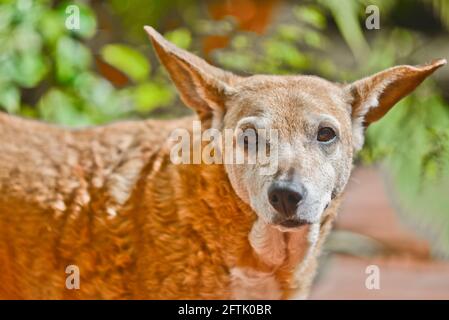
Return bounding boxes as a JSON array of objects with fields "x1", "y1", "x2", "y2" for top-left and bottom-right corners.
[
  {"x1": 145, "y1": 26, "x2": 446, "y2": 230},
  {"x1": 223, "y1": 76, "x2": 353, "y2": 228}
]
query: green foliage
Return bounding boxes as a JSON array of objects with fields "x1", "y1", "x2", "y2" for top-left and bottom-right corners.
[
  {"x1": 108, "y1": 0, "x2": 197, "y2": 42},
  {"x1": 101, "y1": 44, "x2": 150, "y2": 82},
  {"x1": 39, "y1": 88, "x2": 90, "y2": 126},
  {"x1": 165, "y1": 28, "x2": 192, "y2": 49},
  {"x1": 213, "y1": 5, "x2": 333, "y2": 76},
  {"x1": 133, "y1": 82, "x2": 174, "y2": 113},
  {"x1": 293, "y1": 5, "x2": 327, "y2": 30},
  {"x1": 56, "y1": 36, "x2": 92, "y2": 83},
  {"x1": 0, "y1": 84, "x2": 20, "y2": 113},
  {"x1": 318, "y1": 0, "x2": 370, "y2": 60},
  {"x1": 0, "y1": 0, "x2": 183, "y2": 125}
]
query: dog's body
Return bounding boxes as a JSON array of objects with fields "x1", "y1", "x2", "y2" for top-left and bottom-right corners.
[
  {"x1": 0, "y1": 113, "x2": 332, "y2": 299},
  {"x1": 0, "y1": 27, "x2": 445, "y2": 299}
]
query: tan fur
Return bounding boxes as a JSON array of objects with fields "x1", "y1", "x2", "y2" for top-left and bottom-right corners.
[{"x1": 0, "y1": 27, "x2": 445, "y2": 299}]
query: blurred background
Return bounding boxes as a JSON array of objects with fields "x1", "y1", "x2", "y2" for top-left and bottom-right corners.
[{"x1": 1, "y1": 0, "x2": 449, "y2": 299}]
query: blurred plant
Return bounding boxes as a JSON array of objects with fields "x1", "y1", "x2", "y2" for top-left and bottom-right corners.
[
  {"x1": 107, "y1": 0, "x2": 197, "y2": 42},
  {"x1": 426, "y1": 0, "x2": 449, "y2": 29},
  {"x1": 0, "y1": 0, "x2": 184, "y2": 125},
  {"x1": 211, "y1": 4, "x2": 338, "y2": 77}
]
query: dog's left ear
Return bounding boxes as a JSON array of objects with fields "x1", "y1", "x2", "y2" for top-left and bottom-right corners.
[
  {"x1": 347, "y1": 59, "x2": 446, "y2": 151},
  {"x1": 144, "y1": 26, "x2": 240, "y2": 124}
]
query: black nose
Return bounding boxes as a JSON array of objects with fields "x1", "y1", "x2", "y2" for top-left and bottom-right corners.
[{"x1": 268, "y1": 183, "x2": 304, "y2": 217}]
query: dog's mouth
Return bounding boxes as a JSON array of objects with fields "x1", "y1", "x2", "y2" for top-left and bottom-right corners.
[
  {"x1": 269, "y1": 200, "x2": 331, "y2": 231},
  {"x1": 276, "y1": 218, "x2": 310, "y2": 229}
]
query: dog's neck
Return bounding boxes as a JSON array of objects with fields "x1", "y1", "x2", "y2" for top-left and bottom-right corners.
[{"x1": 168, "y1": 159, "x2": 339, "y2": 299}]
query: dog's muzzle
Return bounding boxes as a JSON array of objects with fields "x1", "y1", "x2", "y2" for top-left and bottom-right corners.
[{"x1": 268, "y1": 180, "x2": 311, "y2": 228}]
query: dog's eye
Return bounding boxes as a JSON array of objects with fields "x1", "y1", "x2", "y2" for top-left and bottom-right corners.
[{"x1": 317, "y1": 127, "x2": 336, "y2": 142}]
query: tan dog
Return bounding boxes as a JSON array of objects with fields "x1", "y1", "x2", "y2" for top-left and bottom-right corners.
[{"x1": 0, "y1": 26, "x2": 446, "y2": 299}]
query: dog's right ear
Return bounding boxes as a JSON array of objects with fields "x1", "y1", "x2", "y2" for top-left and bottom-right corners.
[{"x1": 144, "y1": 26, "x2": 240, "y2": 122}]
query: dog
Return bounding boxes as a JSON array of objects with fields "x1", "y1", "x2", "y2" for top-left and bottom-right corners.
[{"x1": 0, "y1": 26, "x2": 445, "y2": 299}]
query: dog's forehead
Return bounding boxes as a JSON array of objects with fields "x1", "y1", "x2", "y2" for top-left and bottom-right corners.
[{"x1": 232, "y1": 75, "x2": 350, "y2": 117}]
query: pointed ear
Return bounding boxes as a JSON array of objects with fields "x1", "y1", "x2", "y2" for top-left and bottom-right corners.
[
  {"x1": 346, "y1": 59, "x2": 447, "y2": 151},
  {"x1": 144, "y1": 26, "x2": 240, "y2": 122}
]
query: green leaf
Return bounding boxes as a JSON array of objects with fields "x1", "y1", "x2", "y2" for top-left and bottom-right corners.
[
  {"x1": 216, "y1": 51, "x2": 254, "y2": 71},
  {"x1": 73, "y1": 72, "x2": 129, "y2": 120},
  {"x1": 10, "y1": 52, "x2": 48, "y2": 87},
  {"x1": 74, "y1": 72, "x2": 114, "y2": 106},
  {"x1": 0, "y1": 84, "x2": 20, "y2": 113},
  {"x1": 101, "y1": 44, "x2": 150, "y2": 82},
  {"x1": 38, "y1": 89, "x2": 91, "y2": 127},
  {"x1": 133, "y1": 82, "x2": 174, "y2": 112},
  {"x1": 0, "y1": 3, "x2": 14, "y2": 32},
  {"x1": 12, "y1": 24, "x2": 42, "y2": 53},
  {"x1": 319, "y1": 0, "x2": 370, "y2": 61},
  {"x1": 277, "y1": 24, "x2": 303, "y2": 42},
  {"x1": 231, "y1": 35, "x2": 249, "y2": 49},
  {"x1": 264, "y1": 40, "x2": 309, "y2": 70},
  {"x1": 56, "y1": 36, "x2": 91, "y2": 83},
  {"x1": 39, "y1": 11, "x2": 65, "y2": 44},
  {"x1": 18, "y1": 104, "x2": 38, "y2": 119},
  {"x1": 164, "y1": 28, "x2": 192, "y2": 49},
  {"x1": 294, "y1": 5, "x2": 327, "y2": 29},
  {"x1": 303, "y1": 29, "x2": 326, "y2": 49}
]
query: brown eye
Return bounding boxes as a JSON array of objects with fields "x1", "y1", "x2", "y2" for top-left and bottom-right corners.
[{"x1": 317, "y1": 127, "x2": 336, "y2": 142}]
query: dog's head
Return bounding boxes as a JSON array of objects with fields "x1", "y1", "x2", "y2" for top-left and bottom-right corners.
[{"x1": 145, "y1": 26, "x2": 446, "y2": 230}]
